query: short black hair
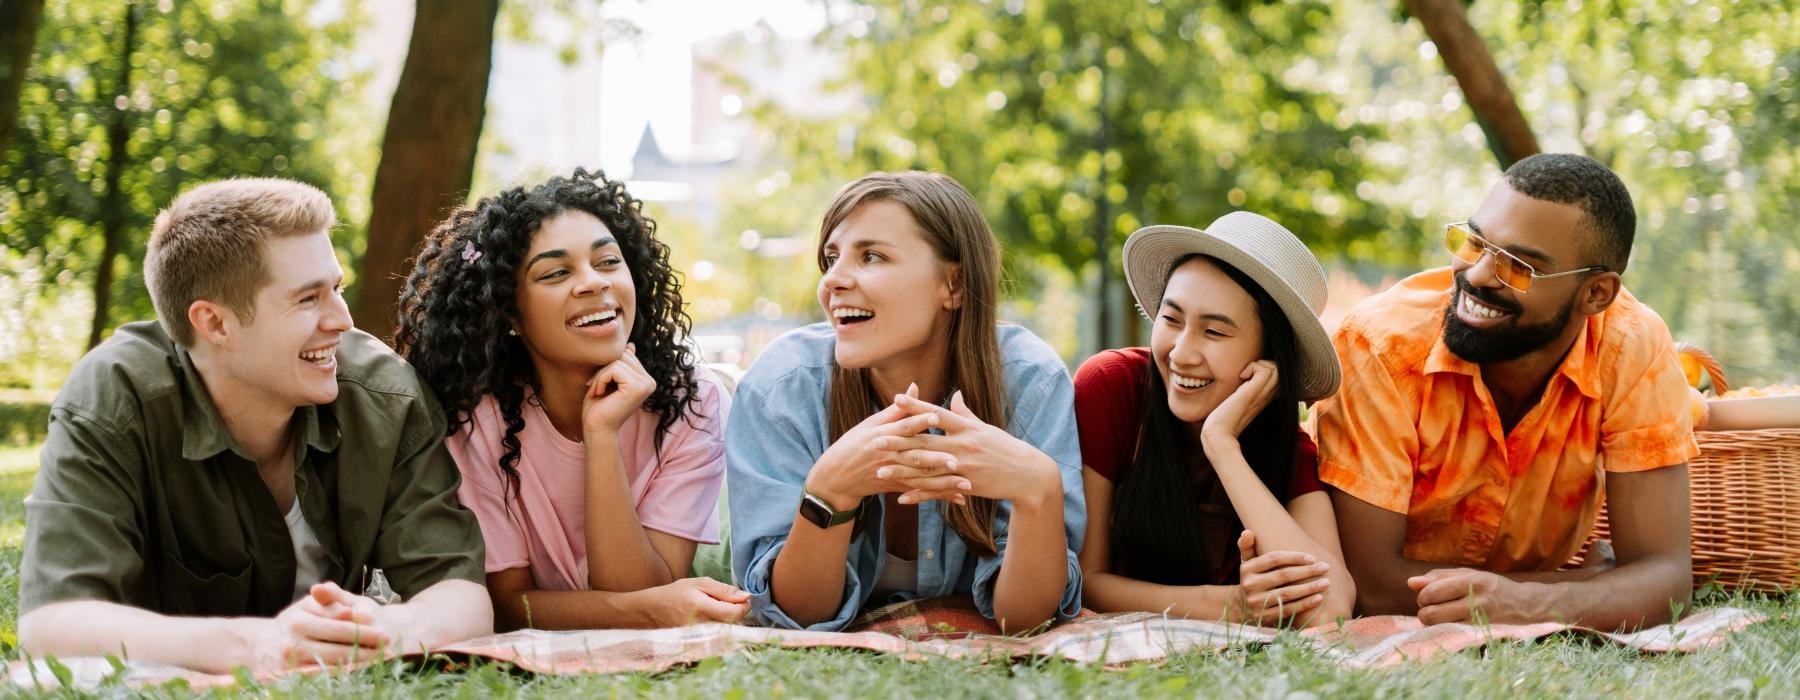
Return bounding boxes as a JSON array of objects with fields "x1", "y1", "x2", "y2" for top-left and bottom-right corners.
[{"x1": 1503, "y1": 153, "x2": 1636, "y2": 273}]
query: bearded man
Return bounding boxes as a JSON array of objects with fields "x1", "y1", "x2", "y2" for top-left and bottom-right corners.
[{"x1": 1312, "y1": 153, "x2": 1696, "y2": 629}]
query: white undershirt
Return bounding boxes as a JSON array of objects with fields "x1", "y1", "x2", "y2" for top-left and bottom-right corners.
[
  {"x1": 870, "y1": 551, "x2": 919, "y2": 603},
  {"x1": 286, "y1": 500, "x2": 330, "y2": 601}
]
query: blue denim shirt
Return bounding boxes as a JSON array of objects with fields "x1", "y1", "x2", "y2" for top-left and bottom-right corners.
[{"x1": 727, "y1": 323, "x2": 1086, "y2": 630}]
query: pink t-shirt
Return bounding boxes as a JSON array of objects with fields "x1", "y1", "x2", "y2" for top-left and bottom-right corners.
[{"x1": 447, "y1": 371, "x2": 729, "y2": 591}]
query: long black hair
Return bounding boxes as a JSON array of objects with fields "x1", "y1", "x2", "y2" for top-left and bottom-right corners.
[
  {"x1": 394, "y1": 168, "x2": 700, "y2": 501},
  {"x1": 1110, "y1": 254, "x2": 1303, "y2": 586}
]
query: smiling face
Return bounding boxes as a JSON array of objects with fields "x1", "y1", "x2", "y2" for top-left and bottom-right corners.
[
  {"x1": 1443, "y1": 182, "x2": 1591, "y2": 364},
  {"x1": 217, "y1": 231, "x2": 351, "y2": 408},
  {"x1": 514, "y1": 210, "x2": 636, "y2": 376},
  {"x1": 1150, "y1": 257, "x2": 1265, "y2": 425},
  {"x1": 816, "y1": 199, "x2": 959, "y2": 371}
]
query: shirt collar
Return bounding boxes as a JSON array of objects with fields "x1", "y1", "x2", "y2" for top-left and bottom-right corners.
[
  {"x1": 175, "y1": 343, "x2": 342, "y2": 462},
  {"x1": 1423, "y1": 315, "x2": 1602, "y2": 400}
]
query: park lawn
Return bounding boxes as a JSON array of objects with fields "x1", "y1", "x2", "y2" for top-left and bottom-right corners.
[{"x1": 0, "y1": 443, "x2": 1793, "y2": 697}]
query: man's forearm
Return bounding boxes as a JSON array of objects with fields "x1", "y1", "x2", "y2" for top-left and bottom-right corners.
[
  {"x1": 390, "y1": 580, "x2": 492, "y2": 653},
  {"x1": 1349, "y1": 555, "x2": 1440, "y2": 615},
  {"x1": 1511, "y1": 558, "x2": 1691, "y2": 629},
  {"x1": 18, "y1": 601, "x2": 266, "y2": 673}
]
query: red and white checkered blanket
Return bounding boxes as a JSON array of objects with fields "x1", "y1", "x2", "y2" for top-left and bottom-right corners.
[{"x1": 7, "y1": 596, "x2": 1767, "y2": 689}]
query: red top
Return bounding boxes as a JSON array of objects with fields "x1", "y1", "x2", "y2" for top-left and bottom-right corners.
[{"x1": 1074, "y1": 348, "x2": 1322, "y2": 497}]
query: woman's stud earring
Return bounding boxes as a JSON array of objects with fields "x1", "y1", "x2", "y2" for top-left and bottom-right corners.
[{"x1": 508, "y1": 329, "x2": 518, "y2": 336}]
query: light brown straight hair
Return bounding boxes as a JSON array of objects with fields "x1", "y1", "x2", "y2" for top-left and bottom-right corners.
[
  {"x1": 144, "y1": 178, "x2": 336, "y2": 346},
  {"x1": 816, "y1": 171, "x2": 1005, "y2": 556}
]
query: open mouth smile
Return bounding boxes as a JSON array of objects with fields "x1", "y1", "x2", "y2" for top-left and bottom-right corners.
[
  {"x1": 1170, "y1": 372, "x2": 1213, "y2": 392},
  {"x1": 833, "y1": 306, "x2": 875, "y2": 327},
  {"x1": 1457, "y1": 290, "x2": 1515, "y2": 324},
  {"x1": 300, "y1": 345, "x2": 337, "y2": 369}
]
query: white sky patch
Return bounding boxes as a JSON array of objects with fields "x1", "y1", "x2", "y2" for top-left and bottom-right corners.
[{"x1": 598, "y1": 0, "x2": 825, "y2": 175}]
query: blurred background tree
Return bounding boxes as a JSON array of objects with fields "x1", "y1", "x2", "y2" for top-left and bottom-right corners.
[
  {"x1": 0, "y1": 0, "x2": 367, "y2": 386},
  {"x1": 352, "y1": 0, "x2": 500, "y2": 342},
  {"x1": 0, "y1": 0, "x2": 47, "y2": 158},
  {"x1": 739, "y1": 0, "x2": 1411, "y2": 354},
  {"x1": 2, "y1": 0, "x2": 1795, "y2": 391}
]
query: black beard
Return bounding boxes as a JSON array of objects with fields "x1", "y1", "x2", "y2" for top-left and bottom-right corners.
[{"x1": 1441, "y1": 277, "x2": 1574, "y2": 364}]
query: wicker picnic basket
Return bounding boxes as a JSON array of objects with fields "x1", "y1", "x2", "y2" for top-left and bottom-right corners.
[
  {"x1": 1572, "y1": 345, "x2": 1800, "y2": 591},
  {"x1": 1580, "y1": 428, "x2": 1800, "y2": 592}
]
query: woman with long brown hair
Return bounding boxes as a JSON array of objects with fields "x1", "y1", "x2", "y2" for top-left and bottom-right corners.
[
  {"x1": 727, "y1": 171, "x2": 1084, "y2": 632},
  {"x1": 1075, "y1": 213, "x2": 1353, "y2": 627}
]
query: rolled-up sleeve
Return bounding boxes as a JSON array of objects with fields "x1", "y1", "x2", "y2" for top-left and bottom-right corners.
[
  {"x1": 727, "y1": 378, "x2": 865, "y2": 630},
  {"x1": 372, "y1": 394, "x2": 487, "y2": 598},
  {"x1": 1313, "y1": 328, "x2": 1419, "y2": 513},
  {"x1": 970, "y1": 364, "x2": 1085, "y2": 622},
  {"x1": 1600, "y1": 343, "x2": 1700, "y2": 473},
  {"x1": 21, "y1": 408, "x2": 147, "y2": 612}
]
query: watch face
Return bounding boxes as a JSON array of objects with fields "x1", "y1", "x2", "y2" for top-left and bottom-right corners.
[{"x1": 799, "y1": 494, "x2": 833, "y2": 529}]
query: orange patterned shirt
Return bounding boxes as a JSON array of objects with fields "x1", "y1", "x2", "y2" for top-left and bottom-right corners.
[{"x1": 1312, "y1": 268, "x2": 1699, "y2": 571}]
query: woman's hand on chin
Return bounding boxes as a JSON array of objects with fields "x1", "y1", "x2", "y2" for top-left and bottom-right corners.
[
  {"x1": 582, "y1": 343, "x2": 657, "y2": 438},
  {"x1": 804, "y1": 383, "x2": 942, "y2": 510},
  {"x1": 1199, "y1": 359, "x2": 1280, "y2": 455},
  {"x1": 881, "y1": 391, "x2": 1062, "y2": 510}
]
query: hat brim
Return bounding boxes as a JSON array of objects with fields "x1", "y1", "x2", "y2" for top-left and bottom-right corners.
[{"x1": 1122, "y1": 224, "x2": 1341, "y2": 402}]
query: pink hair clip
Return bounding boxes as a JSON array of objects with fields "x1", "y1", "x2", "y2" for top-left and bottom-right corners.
[{"x1": 461, "y1": 241, "x2": 483, "y2": 264}]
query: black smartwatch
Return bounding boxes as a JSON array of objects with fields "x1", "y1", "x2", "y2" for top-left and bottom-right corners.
[{"x1": 799, "y1": 489, "x2": 862, "y2": 529}]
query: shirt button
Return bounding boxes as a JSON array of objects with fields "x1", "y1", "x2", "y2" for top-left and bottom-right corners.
[{"x1": 924, "y1": 550, "x2": 935, "y2": 560}]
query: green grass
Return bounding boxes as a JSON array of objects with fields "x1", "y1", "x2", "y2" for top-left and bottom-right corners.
[{"x1": 0, "y1": 442, "x2": 1794, "y2": 698}]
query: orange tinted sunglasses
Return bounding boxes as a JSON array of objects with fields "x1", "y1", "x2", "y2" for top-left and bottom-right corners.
[{"x1": 1444, "y1": 222, "x2": 1604, "y2": 293}]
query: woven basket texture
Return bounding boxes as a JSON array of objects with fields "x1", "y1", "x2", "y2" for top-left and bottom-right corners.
[{"x1": 1572, "y1": 428, "x2": 1800, "y2": 592}]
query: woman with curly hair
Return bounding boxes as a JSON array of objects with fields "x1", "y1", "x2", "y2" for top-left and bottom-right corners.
[
  {"x1": 396, "y1": 169, "x2": 746, "y2": 630},
  {"x1": 727, "y1": 171, "x2": 1085, "y2": 633}
]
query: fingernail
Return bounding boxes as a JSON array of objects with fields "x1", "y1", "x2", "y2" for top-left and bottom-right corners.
[
  {"x1": 1318, "y1": 579, "x2": 1331, "y2": 587},
  {"x1": 945, "y1": 459, "x2": 957, "y2": 472},
  {"x1": 872, "y1": 438, "x2": 888, "y2": 450},
  {"x1": 877, "y1": 467, "x2": 893, "y2": 478},
  {"x1": 1303, "y1": 554, "x2": 1317, "y2": 563},
  {"x1": 898, "y1": 495, "x2": 914, "y2": 504},
  {"x1": 957, "y1": 480, "x2": 971, "y2": 490},
  {"x1": 954, "y1": 495, "x2": 966, "y2": 505}
]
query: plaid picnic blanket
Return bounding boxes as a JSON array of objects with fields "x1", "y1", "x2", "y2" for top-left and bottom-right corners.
[{"x1": 7, "y1": 596, "x2": 1767, "y2": 689}]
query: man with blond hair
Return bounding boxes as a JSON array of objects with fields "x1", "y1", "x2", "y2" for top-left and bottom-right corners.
[{"x1": 18, "y1": 178, "x2": 492, "y2": 672}]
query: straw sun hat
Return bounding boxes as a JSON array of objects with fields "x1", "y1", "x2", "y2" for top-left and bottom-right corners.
[{"x1": 1121, "y1": 211, "x2": 1341, "y2": 402}]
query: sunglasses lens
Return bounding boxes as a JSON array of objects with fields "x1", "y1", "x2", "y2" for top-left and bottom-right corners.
[
  {"x1": 1497, "y1": 259, "x2": 1532, "y2": 292},
  {"x1": 1445, "y1": 224, "x2": 1483, "y2": 264}
]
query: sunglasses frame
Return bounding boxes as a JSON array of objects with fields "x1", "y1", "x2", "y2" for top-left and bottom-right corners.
[{"x1": 1443, "y1": 221, "x2": 1606, "y2": 293}]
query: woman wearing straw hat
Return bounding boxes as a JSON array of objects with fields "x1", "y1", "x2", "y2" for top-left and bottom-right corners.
[{"x1": 1073, "y1": 212, "x2": 1354, "y2": 627}]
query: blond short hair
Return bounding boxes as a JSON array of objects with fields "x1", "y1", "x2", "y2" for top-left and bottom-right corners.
[{"x1": 145, "y1": 178, "x2": 337, "y2": 346}]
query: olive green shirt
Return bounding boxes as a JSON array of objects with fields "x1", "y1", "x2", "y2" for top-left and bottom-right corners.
[{"x1": 20, "y1": 321, "x2": 485, "y2": 618}]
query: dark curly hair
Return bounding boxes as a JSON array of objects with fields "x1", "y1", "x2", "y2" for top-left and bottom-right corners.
[{"x1": 395, "y1": 168, "x2": 701, "y2": 501}]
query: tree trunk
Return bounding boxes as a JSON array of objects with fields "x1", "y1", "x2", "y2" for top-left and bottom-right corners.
[
  {"x1": 1405, "y1": 0, "x2": 1540, "y2": 168},
  {"x1": 352, "y1": 0, "x2": 501, "y2": 342},
  {"x1": 89, "y1": 1, "x2": 138, "y2": 351},
  {"x1": 0, "y1": 0, "x2": 47, "y2": 158}
]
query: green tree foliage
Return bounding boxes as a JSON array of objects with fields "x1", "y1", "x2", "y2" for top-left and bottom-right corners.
[
  {"x1": 0, "y1": 0, "x2": 364, "y2": 364},
  {"x1": 745, "y1": 0, "x2": 1412, "y2": 352}
]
